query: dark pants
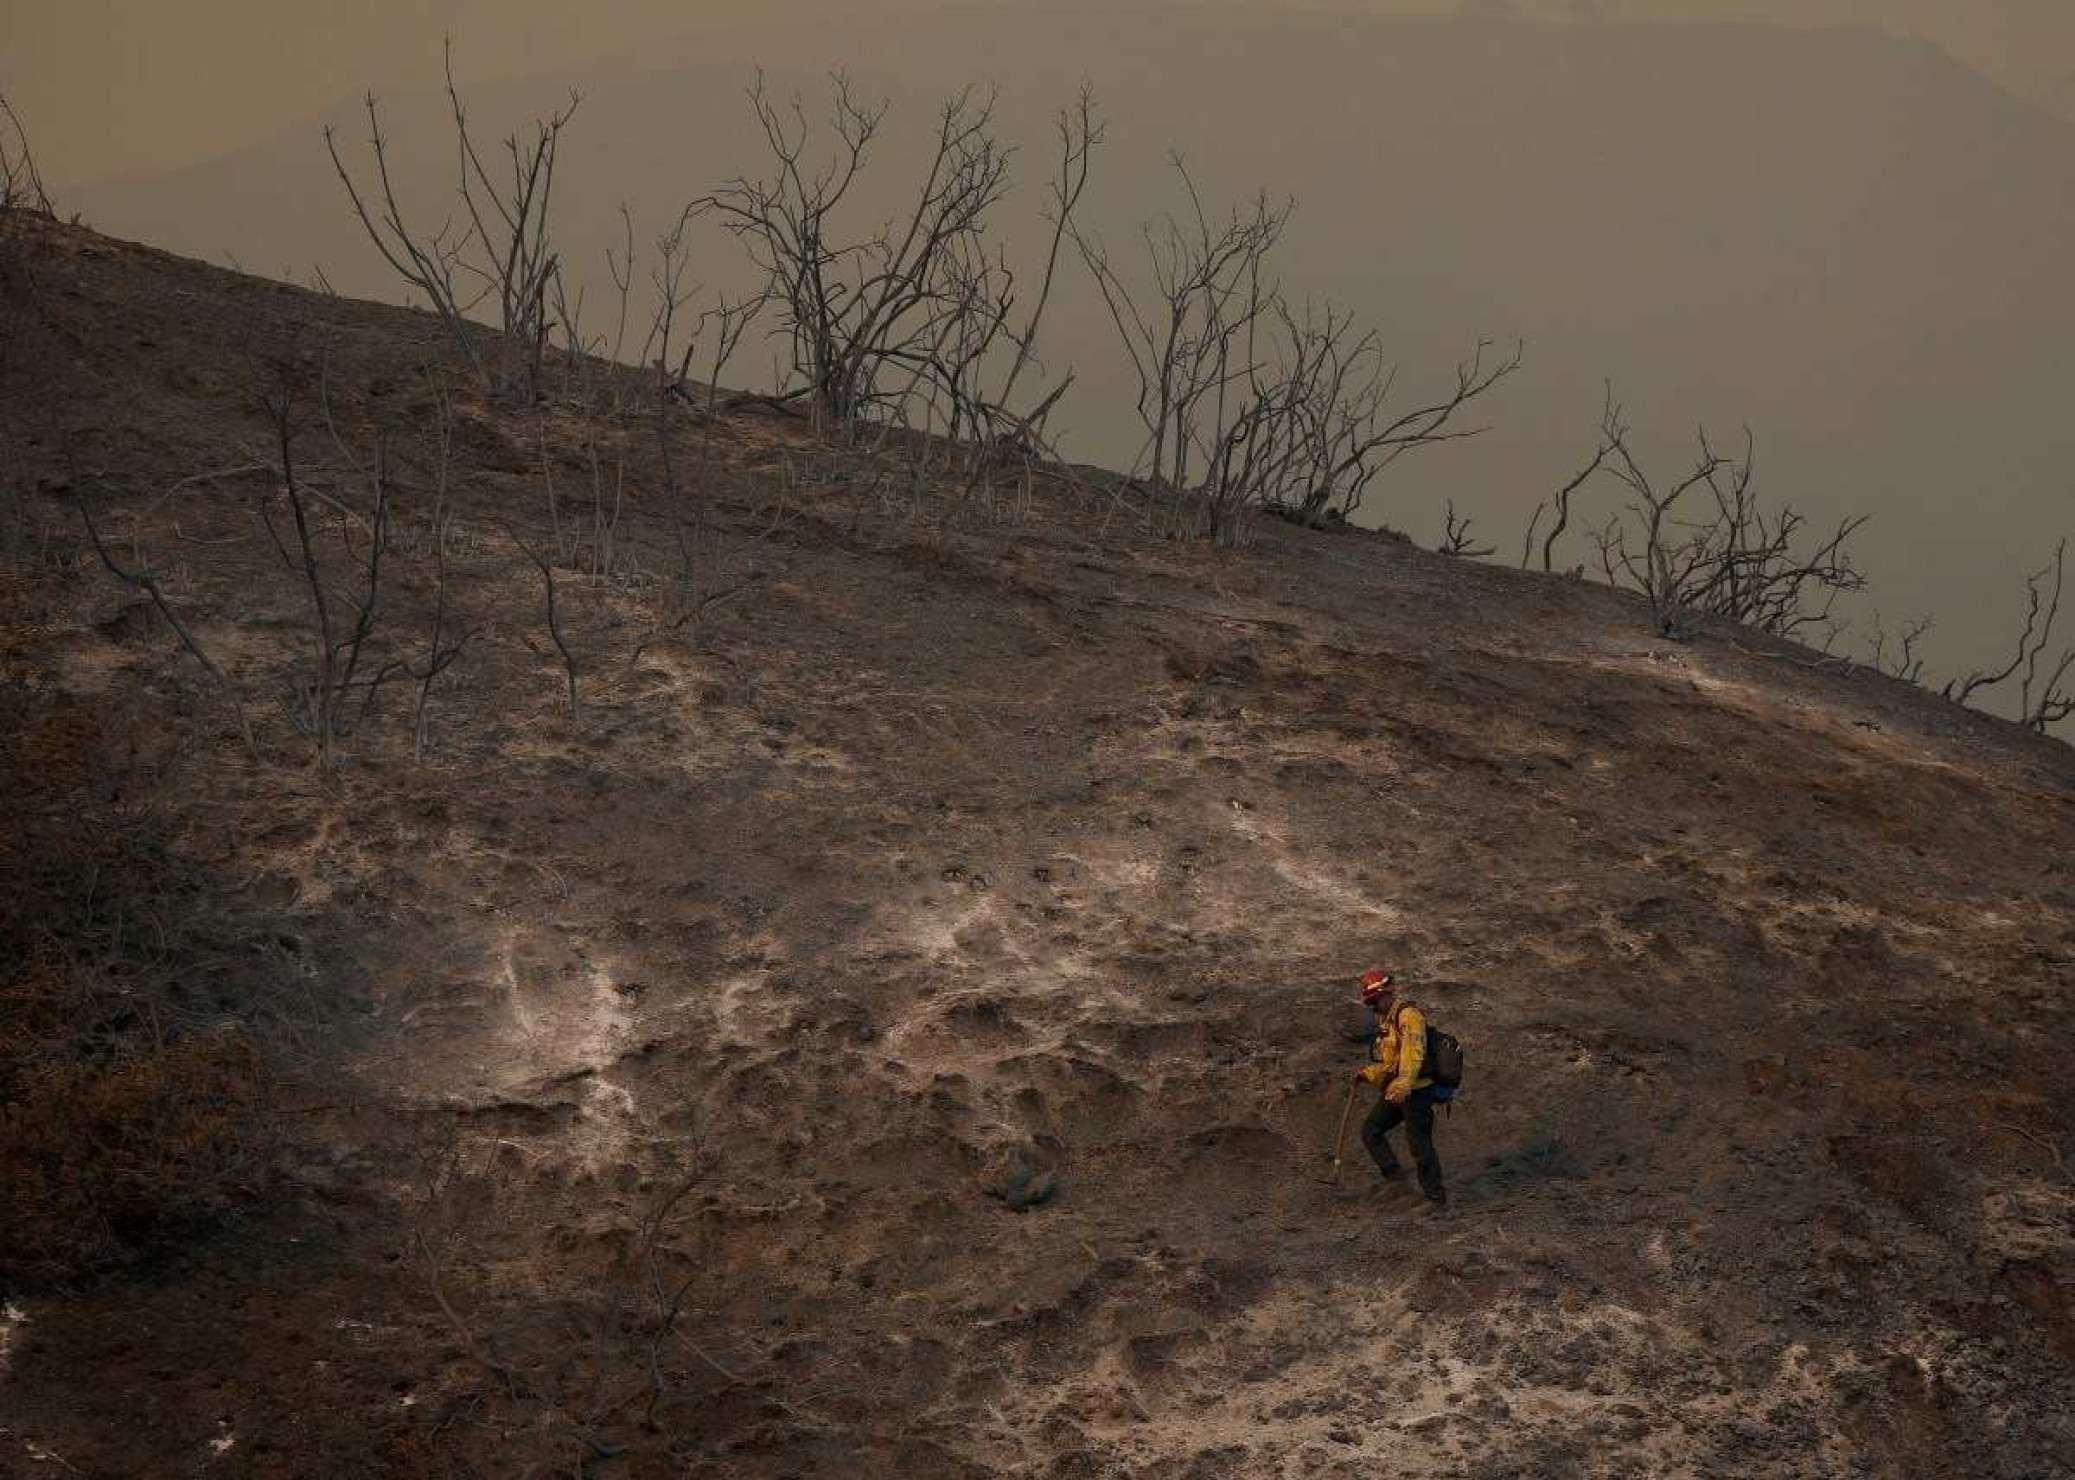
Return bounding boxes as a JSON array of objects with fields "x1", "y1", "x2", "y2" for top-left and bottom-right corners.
[{"x1": 1361, "y1": 1088, "x2": 1445, "y2": 1201}]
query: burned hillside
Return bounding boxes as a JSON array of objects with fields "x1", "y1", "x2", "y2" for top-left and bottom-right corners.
[{"x1": 1, "y1": 214, "x2": 2073, "y2": 1477}]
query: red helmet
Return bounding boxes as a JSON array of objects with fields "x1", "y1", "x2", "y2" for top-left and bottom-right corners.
[{"x1": 1359, "y1": 968, "x2": 1395, "y2": 1007}]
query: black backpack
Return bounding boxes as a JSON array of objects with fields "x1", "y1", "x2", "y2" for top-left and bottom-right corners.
[{"x1": 1424, "y1": 1022, "x2": 1466, "y2": 1090}]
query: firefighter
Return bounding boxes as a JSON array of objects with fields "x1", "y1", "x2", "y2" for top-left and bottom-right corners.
[{"x1": 1353, "y1": 968, "x2": 1446, "y2": 1208}]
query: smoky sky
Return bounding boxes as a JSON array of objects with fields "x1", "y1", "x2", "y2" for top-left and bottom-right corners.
[
  {"x1": 9, "y1": 1, "x2": 2075, "y2": 182},
  {"x1": 10, "y1": 1, "x2": 2075, "y2": 717}
]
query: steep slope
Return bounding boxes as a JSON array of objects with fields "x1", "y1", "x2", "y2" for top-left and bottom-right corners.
[
  {"x1": 2, "y1": 216, "x2": 2072, "y2": 1478},
  {"x1": 69, "y1": 8, "x2": 2075, "y2": 686}
]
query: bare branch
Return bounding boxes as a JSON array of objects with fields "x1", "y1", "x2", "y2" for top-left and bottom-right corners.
[
  {"x1": 706, "y1": 74, "x2": 1022, "y2": 440},
  {"x1": 1949, "y1": 539, "x2": 2074, "y2": 729},
  {"x1": 511, "y1": 526, "x2": 581, "y2": 714},
  {"x1": 1867, "y1": 612, "x2": 1934, "y2": 686},
  {"x1": 0, "y1": 92, "x2": 55, "y2": 216},
  {"x1": 1588, "y1": 400, "x2": 1866, "y2": 639},
  {"x1": 326, "y1": 40, "x2": 579, "y2": 400},
  {"x1": 325, "y1": 98, "x2": 489, "y2": 388},
  {"x1": 78, "y1": 504, "x2": 255, "y2": 752},
  {"x1": 1440, "y1": 501, "x2": 1495, "y2": 559},
  {"x1": 1526, "y1": 385, "x2": 1614, "y2": 571},
  {"x1": 991, "y1": 86, "x2": 1104, "y2": 436}
]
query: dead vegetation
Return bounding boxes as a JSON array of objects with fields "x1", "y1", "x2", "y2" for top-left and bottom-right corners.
[
  {"x1": 1512, "y1": 390, "x2": 2073, "y2": 737},
  {"x1": 1, "y1": 96, "x2": 60, "y2": 410},
  {"x1": 0, "y1": 696, "x2": 284, "y2": 1288},
  {"x1": 325, "y1": 39, "x2": 578, "y2": 403},
  {"x1": 1865, "y1": 611, "x2": 1936, "y2": 686},
  {"x1": 79, "y1": 500, "x2": 258, "y2": 751},
  {"x1": 1947, "y1": 537, "x2": 2075, "y2": 732},
  {"x1": 74, "y1": 351, "x2": 489, "y2": 772},
  {"x1": 309, "y1": 44, "x2": 2075, "y2": 745},
  {"x1": 296, "y1": 46, "x2": 2075, "y2": 750},
  {"x1": 1572, "y1": 397, "x2": 1869, "y2": 640},
  {"x1": 0, "y1": 91, "x2": 53, "y2": 218},
  {"x1": 705, "y1": 75, "x2": 1097, "y2": 455},
  {"x1": 1074, "y1": 161, "x2": 1516, "y2": 546}
]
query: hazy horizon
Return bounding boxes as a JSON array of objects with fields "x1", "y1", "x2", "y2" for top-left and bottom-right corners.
[
  {"x1": 11, "y1": 1, "x2": 2075, "y2": 715},
  {"x1": 9, "y1": 1, "x2": 2075, "y2": 187}
]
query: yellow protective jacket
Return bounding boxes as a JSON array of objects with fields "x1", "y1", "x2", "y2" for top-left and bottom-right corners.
[{"x1": 1358, "y1": 1001, "x2": 1432, "y2": 1099}]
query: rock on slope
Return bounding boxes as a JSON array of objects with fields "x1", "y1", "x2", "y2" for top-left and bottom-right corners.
[{"x1": 2, "y1": 216, "x2": 2072, "y2": 1477}]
